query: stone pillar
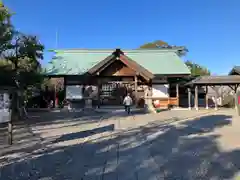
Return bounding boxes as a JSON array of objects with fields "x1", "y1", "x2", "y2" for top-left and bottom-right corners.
[
  {"x1": 188, "y1": 88, "x2": 191, "y2": 110},
  {"x1": 195, "y1": 85, "x2": 199, "y2": 110},
  {"x1": 205, "y1": 86, "x2": 209, "y2": 109},
  {"x1": 85, "y1": 98, "x2": 92, "y2": 109},
  {"x1": 144, "y1": 86, "x2": 155, "y2": 113}
]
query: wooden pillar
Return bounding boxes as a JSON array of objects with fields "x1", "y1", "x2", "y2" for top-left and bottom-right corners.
[
  {"x1": 188, "y1": 88, "x2": 191, "y2": 110},
  {"x1": 234, "y1": 85, "x2": 239, "y2": 113},
  {"x1": 8, "y1": 95, "x2": 13, "y2": 145},
  {"x1": 214, "y1": 91, "x2": 218, "y2": 110},
  {"x1": 167, "y1": 84, "x2": 170, "y2": 108},
  {"x1": 195, "y1": 85, "x2": 199, "y2": 110},
  {"x1": 149, "y1": 82, "x2": 153, "y2": 109},
  {"x1": 176, "y1": 84, "x2": 179, "y2": 108},
  {"x1": 234, "y1": 85, "x2": 239, "y2": 110},
  {"x1": 63, "y1": 77, "x2": 66, "y2": 99},
  {"x1": 149, "y1": 80, "x2": 153, "y2": 96},
  {"x1": 8, "y1": 111, "x2": 13, "y2": 145},
  {"x1": 205, "y1": 86, "x2": 209, "y2": 109},
  {"x1": 97, "y1": 80, "x2": 101, "y2": 109},
  {"x1": 134, "y1": 75, "x2": 138, "y2": 106},
  {"x1": 54, "y1": 83, "x2": 57, "y2": 108}
]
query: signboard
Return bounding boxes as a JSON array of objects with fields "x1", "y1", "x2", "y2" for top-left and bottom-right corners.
[
  {"x1": 0, "y1": 93, "x2": 10, "y2": 123},
  {"x1": 66, "y1": 85, "x2": 83, "y2": 100}
]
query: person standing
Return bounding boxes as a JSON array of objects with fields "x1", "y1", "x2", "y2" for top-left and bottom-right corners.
[{"x1": 123, "y1": 93, "x2": 133, "y2": 114}]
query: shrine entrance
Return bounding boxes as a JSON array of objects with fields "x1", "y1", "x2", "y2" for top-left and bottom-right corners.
[
  {"x1": 80, "y1": 49, "x2": 154, "y2": 107},
  {"x1": 100, "y1": 81, "x2": 135, "y2": 106}
]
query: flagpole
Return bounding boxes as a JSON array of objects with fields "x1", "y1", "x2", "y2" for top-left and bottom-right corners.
[{"x1": 54, "y1": 28, "x2": 58, "y2": 108}]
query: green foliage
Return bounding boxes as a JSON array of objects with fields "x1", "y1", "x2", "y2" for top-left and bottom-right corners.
[
  {"x1": 139, "y1": 40, "x2": 188, "y2": 56},
  {"x1": 0, "y1": 3, "x2": 45, "y2": 119},
  {"x1": 0, "y1": 3, "x2": 44, "y2": 88},
  {"x1": 185, "y1": 60, "x2": 210, "y2": 76},
  {"x1": 0, "y1": 3, "x2": 14, "y2": 55},
  {"x1": 139, "y1": 40, "x2": 169, "y2": 48}
]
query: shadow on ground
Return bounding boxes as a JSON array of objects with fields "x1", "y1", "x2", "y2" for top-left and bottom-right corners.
[
  {"x1": 53, "y1": 124, "x2": 115, "y2": 143},
  {"x1": 0, "y1": 114, "x2": 239, "y2": 180},
  {"x1": 25, "y1": 108, "x2": 147, "y2": 131},
  {"x1": 0, "y1": 109, "x2": 145, "y2": 157}
]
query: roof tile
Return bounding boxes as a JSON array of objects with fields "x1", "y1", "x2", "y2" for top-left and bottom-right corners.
[{"x1": 43, "y1": 49, "x2": 190, "y2": 76}]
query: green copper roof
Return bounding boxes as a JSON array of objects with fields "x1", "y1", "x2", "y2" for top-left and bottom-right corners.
[{"x1": 44, "y1": 49, "x2": 190, "y2": 76}]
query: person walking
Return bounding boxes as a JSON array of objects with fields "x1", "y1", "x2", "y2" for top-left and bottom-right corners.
[{"x1": 123, "y1": 93, "x2": 133, "y2": 114}]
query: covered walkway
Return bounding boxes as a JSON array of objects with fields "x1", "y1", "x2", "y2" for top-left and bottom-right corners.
[{"x1": 186, "y1": 75, "x2": 240, "y2": 110}]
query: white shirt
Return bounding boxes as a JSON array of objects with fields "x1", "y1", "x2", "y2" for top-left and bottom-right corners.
[{"x1": 123, "y1": 96, "x2": 133, "y2": 106}]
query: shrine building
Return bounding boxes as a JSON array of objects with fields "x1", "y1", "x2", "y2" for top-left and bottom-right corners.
[{"x1": 44, "y1": 48, "x2": 191, "y2": 108}]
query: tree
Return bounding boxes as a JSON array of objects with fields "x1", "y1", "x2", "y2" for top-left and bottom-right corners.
[
  {"x1": 0, "y1": 2, "x2": 13, "y2": 55},
  {"x1": 139, "y1": 40, "x2": 188, "y2": 56},
  {"x1": 0, "y1": 31, "x2": 44, "y2": 90},
  {"x1": 185, "y1": 60, "x2": 210, "y2": 76},
  {"x1": 139, "y1": 40, "x2": 169, "y2": 48},
  {"x1": 0, "y1": 3, "x2": 44, "y2": 123}
]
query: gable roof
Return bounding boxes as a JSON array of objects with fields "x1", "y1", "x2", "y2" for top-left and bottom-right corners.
[
  {"x1": 119, "y1": 54, "x2": 154, "y2": 80},
  {"x1": 229, "y1": 66, "x2": 240, "y2": 75},
  {"x1": 43, "y1": 49, "x2": 190, "y2": 76},
  {"x1": 87, "y1": 50, "x2": 154, "y2": 80},
  {"x1": 87, "y1": 54, "x2": 115, "y2": 75}
]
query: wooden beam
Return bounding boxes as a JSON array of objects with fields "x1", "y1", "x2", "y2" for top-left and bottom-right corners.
[
  {"x1": 234, "y1": 84, "x2": 240, "y2": 93},
  {"x1": 228, "y1": 85, "x2": 235, "y2": 91}
]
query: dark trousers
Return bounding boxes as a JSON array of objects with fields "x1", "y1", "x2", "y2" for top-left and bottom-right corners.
[{"x1": 125, "y1": 105, "x2": 131, "y2": 114}]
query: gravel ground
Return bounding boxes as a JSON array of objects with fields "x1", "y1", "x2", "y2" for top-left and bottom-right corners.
[{"x1": 0, "y1": 109, "x2": 239, "y2": 180}]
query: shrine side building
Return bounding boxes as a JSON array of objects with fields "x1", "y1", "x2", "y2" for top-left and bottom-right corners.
[{"x1": 44, "y1": 48, "x2": 191, "y2": 108}]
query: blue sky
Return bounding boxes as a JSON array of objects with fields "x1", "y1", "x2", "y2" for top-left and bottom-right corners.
[{"x1": 5, "y1": 0, "x2": 240, "y2": 75}]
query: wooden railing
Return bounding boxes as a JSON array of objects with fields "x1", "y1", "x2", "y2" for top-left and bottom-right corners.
[{"x1": 151, "y1": 97, "x2": 179, "y2": 107}]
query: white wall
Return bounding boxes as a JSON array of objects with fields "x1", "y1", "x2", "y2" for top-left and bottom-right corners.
[
  {"x1": 152, "y1": 84, "x2": 169, "y2": 98},
  {"x1": 0, "y1": 93, "x2": 10, "y2": 123}
]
